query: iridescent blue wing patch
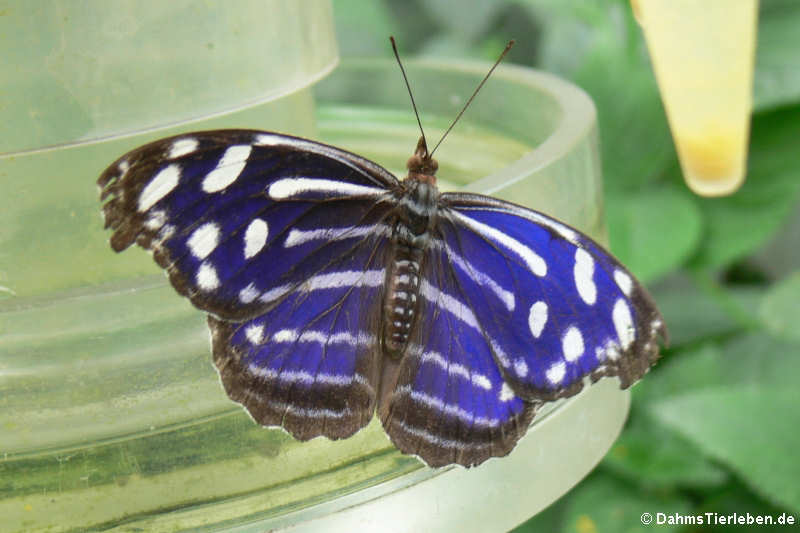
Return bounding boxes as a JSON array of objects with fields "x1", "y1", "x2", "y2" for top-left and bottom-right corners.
[
  {"x1": 98, "y1": 130, "x2": 398, "y2": 321},
  {"x1": 437, "y1": 192, "x2": 666, "y2": 401},
  {"x1": 379, "y1": 242, "x2": 535, "y2": 467},
  {"x1": 210, "y1": 234, "x2": 390, "y2": 440}
]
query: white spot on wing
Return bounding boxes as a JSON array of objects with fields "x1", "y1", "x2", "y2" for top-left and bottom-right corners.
[
  {"x1": 614, "y1": 269, "x2": 633, "y2": 296},
  {"x1": 598, "y1": 339, "x2": 621, "y2": 361},
  {"x1": 419, "y1": 280, "x2": 479, "y2": 330},
  {"x1": 144, "y1": 210, "x2": 167, "y2": 230},
  {"x1": 159, "y1": 224, "x2": 175, "y2": 240},
  {"x1": 562, "y1": 326, "x2": 584, "y2": 362},
  {"x1": 527, "y1": 212, "x2": 579, "y2": 244},
  {"x1": 269, "y1": 329, "x2": 375, "y2": 348},
  {"x1": 202, "y1": 145, "x2": 252, "y2": 192},
  {"x1": 245, "y1": 324, "x2": 264, "y2": 344},
  {"x1": 490, "y1": 339, "x2": 512, "y2": 368},
  {"x1": 418, "y1": 349, "x2": 492, "y2": 391},
  {"x1": 239, "y1": 282, "x2": 259, "y2": 303},
  {"x1": 253, "y1": 133, "x2": 282, "y2": 146},
  {"x1": 259, "y1": 284, "x2": 291, "y2": 303},
  {"x1": 514, "y1": 359, "x2": 529, "y2": 378},
  {"x1": 450, "y1": 211, "x2": 547, "y2": 276},
  {"x1": 273, "y1": 329, "x2": 298, "y2": 343},
  {"x1": 472, "y1": 374, "x2": 492, "y2": 391},
  {"x1": 613, "y1": 298, "x2": 635, "y2": 349},
  {"x1": 397, "y1": 385, "x2": 499, "y2": 427},
  {"x1": 392, "y1": 420, "x2": 491, "y2": 451},
  {"x1": 499, "y1": 382, "x2": 515, "y2": 402},
  {"x1": 528, "y1": 301, "x2": 548, "y2": 338},
  {"x1": 169, "y1": 137, "x2": 199, "y2": 158},
  {"x1": 268, "y1": 178, "x2": 384, "y2": 200},
  {"x1": 436, "y1": 239, "x2": 515, "y2": 311},
  {"x1": 305, "y1": 269, "x2": 384, "y2": 291},
  {"x1": 285, "y1": 225, "x2": 390, "y2": 247},
  {"x1": 196, "y1": 262, "x2": 219, "y2": 291},
  {"x1": 246, "y1": 365, "x2": 372, "y2": 391},
  {"x1": 138, "y1": 164, "x2": 180, "y2": 211},
  {"x1": 546, "y1": 361, "x2": 566, "y2": 384},
  {"x1": 258, "y1": 270, "x2": 384, "y2": 304},
  {"x1": 187, "y1": 222, "x2": 220, "y2": 259},
  {"x1": 244, "y1": 218, "x2": 268, "y2": 258},
  {"x1": 574, "y1": 248, "x2": 597, "y2": 305}
]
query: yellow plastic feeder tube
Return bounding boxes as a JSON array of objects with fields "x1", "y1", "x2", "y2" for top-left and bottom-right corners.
[{"x1": 632, "y1": 0, "x2": 759, "y2": 197}]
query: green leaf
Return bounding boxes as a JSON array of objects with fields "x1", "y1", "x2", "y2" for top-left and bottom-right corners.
[
  {"x1": 754, "y1": 0, "x2": 800, "y2": 110},
  {"x1": 690, "y1": 105, "x2": 800, "y2": 270},
  {"x1": 605, "y1": 187, "x2": 702, "y2": 283},
  {"x1": 632, "y1": 344, "x2": 727, "y2": 406},
  {"x1": 562, "y1": 474, "x2": 691, "y2": 533},
  {"x1": 636, "y1": 332, "x2": 800, "y2": 407},
  {"x1": 651, "y1": 386, "x2": 800, "y2": 514},
  {"x1": 648, "y1": 274, "x2": 739, "y2": 347},
  {"x1": 759, "y1": 271, "x2": 800, "y2": 342},
  {"x1": 717, "y1": 332, "x2": 800, "y2": 388},
  {"x1": 604, "y1": 413, "x2": 728, "y2": 489},
  {"x1": 512, "y1": 498, "x2": 568, "y2": 533},
  {"x1": 515, "y1": 473, "x2": 692, "y2": 532},
  {"x1": 420, "y1": 0, "x2": 500, "y2": 41},
  {"x1": 519, "y1": 0, "x2": 675, "y2": 191},
  {"x1": 614, "y1": 332, "x2": 800, "y2": 514},
  {"x1": 750, "y1": 206, "x2": 800, "y2": 281}
]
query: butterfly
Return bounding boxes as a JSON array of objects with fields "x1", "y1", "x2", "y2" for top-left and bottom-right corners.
[
  {"x1": 97, "y1": 41, "x2": 666, "y2": 468},
  {"x1": 97, "y1": 126, "x2": 666, "y2": 467}
]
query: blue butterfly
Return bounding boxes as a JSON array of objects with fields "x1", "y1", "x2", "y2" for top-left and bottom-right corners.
[{"x1": 97, "y1": 128, "x2": 666, "y2": 467}]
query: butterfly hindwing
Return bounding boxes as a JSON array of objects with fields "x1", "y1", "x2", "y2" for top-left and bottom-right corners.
[
  {"x1": 438, "y1": 193, "x2": 666, "y2": 401},
  {"x1": 379, "y1": 228, "x2": 536, "y2": 467},
  {"x1": 98, "y1": 129, "x2": 399, "y2": 321},
  {"x1": 210, "y1": 233, "x2": 390, "y2": 440}
]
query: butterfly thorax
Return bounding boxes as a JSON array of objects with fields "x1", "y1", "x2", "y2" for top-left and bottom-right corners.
[{"x1": 383, "y1": 139, "x2": 440, "y2": 358}]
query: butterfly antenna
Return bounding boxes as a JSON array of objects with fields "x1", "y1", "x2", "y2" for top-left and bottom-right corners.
[
  {"x1": 391, "y1": 36, "x2": 428, "y2": 152},
  {"x1": 430, "y1": 40, "x2": 515, "y2": 158}
]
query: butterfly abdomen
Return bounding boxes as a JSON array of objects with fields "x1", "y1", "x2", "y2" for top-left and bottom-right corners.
[{"x1": 383, "y1": 179, "x2": 439, "y2": 357}]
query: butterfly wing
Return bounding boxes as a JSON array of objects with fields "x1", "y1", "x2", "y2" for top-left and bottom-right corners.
[
  {"x1": 435, "y1": 192, "x2": 666, "y2": 402},
  {"x1": 379, "y1": 227, "x2": 536, "y2": 467},
  {"x1": 99, "y1": 129, "x2": 400, "y2": 439},
  {"x1": 98, "y1": 129, "x2": 399, "y2": 321},
  {"x1": 209, "y1": 233, "x2": 389, "y2": 440}
]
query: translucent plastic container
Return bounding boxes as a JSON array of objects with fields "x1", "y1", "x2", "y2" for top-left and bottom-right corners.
[
  {"x1": 0, "y1": 1, "x2": 337, "y2": 155},
  {"x1": 1, "y1": 7, "x2": 617, "y2": 530}
]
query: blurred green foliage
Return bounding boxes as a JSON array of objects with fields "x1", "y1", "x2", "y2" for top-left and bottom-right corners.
[{"x1": 334, "y1": 0, "x2": 800, "y2": 530}]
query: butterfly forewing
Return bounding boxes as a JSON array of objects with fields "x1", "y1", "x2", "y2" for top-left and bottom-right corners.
[
  {"x1": 439, "y1": 193, "x2": 666, "y2": 400},
  {"x1": 98, "y1": 130, "x2": 399, "y2": 321}
]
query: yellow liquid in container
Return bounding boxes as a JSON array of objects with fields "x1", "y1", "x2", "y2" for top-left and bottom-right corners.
[{"x1": 632, "y1": 0, "x2": 758, "y2": 196}]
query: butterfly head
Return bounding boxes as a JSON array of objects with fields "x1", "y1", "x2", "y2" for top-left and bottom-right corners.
[{"x1": 406, "y1": 136, "x2": 438, "y2": 185}]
